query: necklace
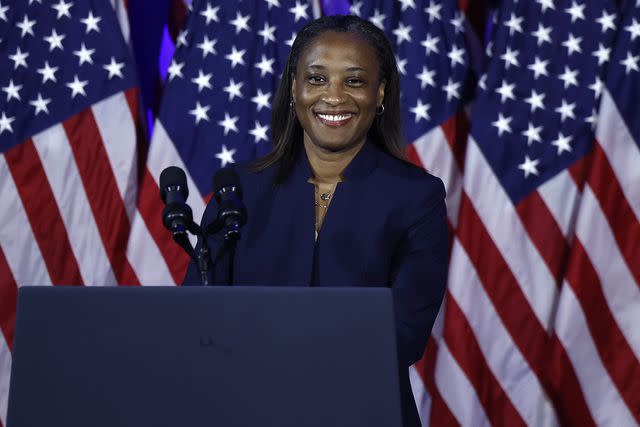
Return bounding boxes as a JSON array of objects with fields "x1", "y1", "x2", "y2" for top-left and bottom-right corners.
[{"x1": 314, "y1": 185, "x2": 336, "y2": 209}]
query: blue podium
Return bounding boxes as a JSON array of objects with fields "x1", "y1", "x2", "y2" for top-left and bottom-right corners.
[{"x1": 8, "y1": 286, "x2": 402, "y2": 427}]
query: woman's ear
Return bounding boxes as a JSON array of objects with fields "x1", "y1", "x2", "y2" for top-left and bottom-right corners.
[
  {"x1": 377, "y1": 80, "x2": 386, "y2": 107},
  {"x1": 291, "y1": 74, "x2": 297, "y2": 101}
]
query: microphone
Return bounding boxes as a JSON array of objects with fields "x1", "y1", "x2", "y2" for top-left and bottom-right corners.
[
  {"x1": 209, "y1": 167, "x2": 246, "y2": 241},
  {"x1": 159, "y1": 166, "x2": 197, "y2": 256}
]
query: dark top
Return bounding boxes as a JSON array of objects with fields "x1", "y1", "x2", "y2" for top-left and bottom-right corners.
[{"x1": 183, "y1": 142, "x2": 448, "y2": 427}]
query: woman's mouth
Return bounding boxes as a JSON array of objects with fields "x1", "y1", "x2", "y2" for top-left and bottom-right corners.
[{"x1": 316, "y1": 113, "x2": 354, "y2": 127}]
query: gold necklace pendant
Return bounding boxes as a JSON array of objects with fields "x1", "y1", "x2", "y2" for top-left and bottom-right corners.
[{"x1": 320, "y1": 192, "x2": 332, "y2": 201}]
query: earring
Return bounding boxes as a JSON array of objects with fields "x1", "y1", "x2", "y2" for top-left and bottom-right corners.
[
  {"x1": 376, "y1": 104, "x2": 385, "y2": 115},
  {"x1": 290, "y1": 99, "x2": 295, "y2": 108}
]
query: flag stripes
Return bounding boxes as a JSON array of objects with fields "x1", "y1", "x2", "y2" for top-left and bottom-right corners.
[{"x1": 0, "y1": 250, "x2": 17, "y2": 351}]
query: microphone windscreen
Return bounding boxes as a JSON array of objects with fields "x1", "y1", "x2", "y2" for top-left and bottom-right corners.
[
  {"x1": 213, "y1": 167, "x2": 241, "y2": 194},
  {"x1": 159, "y1": 166, "x2": 188, "y2": 203}
]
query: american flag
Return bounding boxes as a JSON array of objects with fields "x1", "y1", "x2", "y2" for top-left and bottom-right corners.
[
  {"x1": 0, "y1": 0, "x2": 142, "y2": 425},
  {"x1": 125, "y1": 0, "x2": 321, "y2": 285},
  {"x1": 387, "y1": 0, "x2": 638, "y2": 425}
]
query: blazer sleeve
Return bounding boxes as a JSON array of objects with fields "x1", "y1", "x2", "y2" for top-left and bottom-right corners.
[{"x1": 391, "y1": 177, "x2": 448, "y2": 367}]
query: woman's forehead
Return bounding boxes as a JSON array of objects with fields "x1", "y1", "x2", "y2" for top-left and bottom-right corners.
[{"x1": 298, "y1": 31, "x2": 379, "y2": 71}]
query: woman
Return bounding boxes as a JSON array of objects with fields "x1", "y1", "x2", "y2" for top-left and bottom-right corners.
[{"x1": 184, "y1": 15, "x2": 448, "y2": 427}]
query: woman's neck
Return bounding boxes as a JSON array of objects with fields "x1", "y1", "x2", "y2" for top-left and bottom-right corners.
[{"x1": 303, "y1": 139, "x2": 365, "y2": 184}]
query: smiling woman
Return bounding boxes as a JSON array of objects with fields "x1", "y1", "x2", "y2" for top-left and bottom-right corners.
[{"x1": 183, "y1": 15, "x2": 449, "y2": 427}]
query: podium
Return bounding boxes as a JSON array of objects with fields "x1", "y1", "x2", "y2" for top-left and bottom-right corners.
[{"x1": 7, "y1": 286, "x2": 402, "y2": 427}]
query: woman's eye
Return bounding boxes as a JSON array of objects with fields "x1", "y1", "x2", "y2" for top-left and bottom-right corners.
[
  {"x1": 307, "y1": 75, "x2": 325, "y2": 84},
  {"x1": 346, "y1": 78, "x2": 364, "y2": 86}
]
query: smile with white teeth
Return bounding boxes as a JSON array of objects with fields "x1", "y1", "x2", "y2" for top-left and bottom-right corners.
[{"x1": 316, "y1": 113, "x2": 354, "y2": 124}]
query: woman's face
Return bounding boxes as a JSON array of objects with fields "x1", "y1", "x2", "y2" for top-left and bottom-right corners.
[{"x1": 292, "y1": 31, "x2": 385, "y2": 153}]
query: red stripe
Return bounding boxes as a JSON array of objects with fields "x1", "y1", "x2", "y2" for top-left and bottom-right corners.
[
  {"x1": 414, "y1": 338, "x2": 460, "y2": 426},
  {"x1": 405, "y1": 143, "x2": 423, "y2": 169},
  {"x1": 588, "y1": 143, "x2": 640, "y2": 286},
  {"x1": 458, "y1": 0, "x2": 488, "y2": 43},
  {"x1": 137, "y1": 168, "x2": 190, "y2": 284},
  {"x1": 565, "y1": 241, "x2": 640, "y2": 423},
  {"x1": 0, "y1": 247, "x2": 17, "y2": 351},
  {"x1": 568, "y1": 148, "x2": 594, "y2": 192},
  {"x1": 4, "y1": 141, "x2": 83, "y2": 286},
  {"x1": 443, "y1": 293, "x2": 526, "y2": 427},
  {"x1": 63, "y1": 109, "x2": 140, "y2": 286},
  {"x1": 545, "y1": 334, "x2": 598, "y2": 427},
  {"x1": 456, "y1": 193, "x2": 595, "y2": 422},
  {"x1": 439, "y1": 110, "x2": 470, "y2": 171},
  {"x1": 168, "y1": 0, "x2": 188, "y2": 40},
  {"x1": 516, "y1": 191, "x2": 568, "y2": 287}
]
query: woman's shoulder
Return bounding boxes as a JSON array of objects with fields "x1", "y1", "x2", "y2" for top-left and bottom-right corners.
[{"x1": 375, "y1": 148, "x2": 445, "y2": 195}]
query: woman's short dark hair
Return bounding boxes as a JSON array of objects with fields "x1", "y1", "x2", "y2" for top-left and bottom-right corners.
[{"x1": 252, "y1": 15, "x2": 405, "y2": 182}]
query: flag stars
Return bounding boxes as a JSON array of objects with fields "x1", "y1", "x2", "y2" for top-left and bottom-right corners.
[
  {"x1": 410, "y1": 99, "x2": 430, "y2": 122},
  {"x1": 396, "y1": 56, "x2": 407, "y2": 75},
  {"x1": 416, "y1": 66, "x2": 436, "y2": 89},
  {"x1": 251, "y1": 89, "x2": 271, "y2": 111},
  {"x1": 264, "y1": 0, "x2": 281, "y2": 9},
  {"x1": 370, "y1": 9, "x2": 386, "y2": 29},
  {"x1": 531, "y1": 23, "x2": 552, "y2": 46},
  {"x1": 555, "y1": 99, "x2": 576, "y2": 122},
  {"x1": 9, "y1": 47, "x2": 29, "y2": 69},
  {"x1": 2, "y1": 80, "x2": 22, "y2": 102},
  {"x1": 528, "y1": 56, "x2": 549, "y2": 79},
  {"x1": 518, "y1": 156, "x2": 540, "y2": 178},
  {"x1": 589, "y1": 78, "x2": 603, "y2": 97},
  {"x1": 229, "y1": 11, "x2": 250, "y2": 34},
  {"x1": 29, "y1": 93, "x2": 51, "y2": 115},
  {"x1": 37, "y1": 61, "x2": 58, "y2": 83},
  {"x1": 215, "y1": 144, "x2": 237, "y2": 167},
  {"x1": 521, "y1": 122, "x2": 543, "y2": 145},
  {"x1": 217, "y1": 113, "x2": 239, "y2": 135},
  {"x1": 626, "y1": 18, "x2": 640, "y2": 41},
  {"x1": 421, "y1": 34, "x2": 439, "y2": 55},
  {"x1": 392, "y1": 22, "x2": 413, "y2": 45},
  {"x1": 249, "y1": 121, "x2": 269, "y2": 143},
  {"x1": 349, "y1": 1, "x2": 363, "y2": 16},
  {"x1": 447, "y1": 44, "x2": 465, "y2": 68},
  {"x1": 223, "y1": 78, "x2": 244, "y2": 101},
  {"x1": 424, "y1": 1, "x2": 442, "y2": 22},
  {"x1": 51, "y1": 0, "x2": 73, "y2": 19},
  {"x1": 200, "y1": 3, "x2": 220, "y2": 24},
  {"x1": 196, "y1": 35, "x2": 217, "y2": 58},
  {"x1": 585, "y1": 109, "x2": 598, "y2": 130},
  {"x1": 503, "y1": 13, "x2": 523, "y2": 36},
  {"x1": 0, "y1": 112, "x2": 15, "y2": 134},
  {"x1": 288, "y1": 1, "x2": 309, "y2": 22},
  {"x1": 0, "y1": 2, "x2": 8, "y2": 22},
  {"x1": 103, "y1": 57, "x2": 125, "y2": 79},
  {"x1": 44, "y1": 29, "x2": 65, "y2": 51},
  {"x1": 565, "y1": 1, "x2": 586, "y2": 23},
  {"x1": 73, "y1": 43, "x2": 95, "y2": 65},
  {"x1": 398, "y1": 0, "x2": 416, "y2": 11},
  {"x1": 620, "y1": 52, "x2": 639, "y2": 74},
  {"x1": 596, "y1": 10, "x2": 617, "y2": 33},
  {"x1": 551, "y1": 132, "x2": 573, "y2": 155},
  {"x1": 81, "y1": 11, "x2": 101, "y2": 33},
  {"x1": 225, "y1": 46, "x2": 246, "y2": 68},
  {"x1": 492, "y1": 113, "x2": 513, "y2": 136},
  {"x1": 495, "y1": 80, "x2": 516, "y2": 103},
  {"x1": 285, "y1": 32, "x2": 297, "y2": 47},
  {"x1": 536, "y1": 0, "x2": 555, "y2": 12},
  {"x1": 189, "y1": 101, "x2": 210, "y2": 124},
  {"x1": 255, "y1": 55, "x2": 275, "y2": 77},
  {"x1": 17, "y1": 15, "x2": 36, "y2": 38},
  {"x1": 177, "y1": 30, "x2": 189, "y2": 47},
  {"x1": 442, "y1": 78, "x2": 461, "y2": 101},
  {"x1": 258, "y1": 22, "x2": 276, "y2": 44},
  {"x1": 562, "y1": 33, "x2": 582, "y2": 55},
  {"x1": 66, "y1": 75, "x2": 88, "y2": 98},
  {"x1": 450, "y1": 12, "x2": 464, "y2": 33},
  {"x1": 500, "y1": 47, "x2": 520, "y2": 69},
  {"x1": 167, "y1": 60, "x2": 184, "y2": 81},
  {"x1": 558, "y1": 66, "x2": 579, "y2": 89},
  {"x1": 592, "y1": 43, "x2": 611, "y2": 66},
  {"x1": 191, "y1": 69, "x2": 213, "y2": 92},
  {"x1": 524, "y1": 89, "x2": 546, "y2": 112}
]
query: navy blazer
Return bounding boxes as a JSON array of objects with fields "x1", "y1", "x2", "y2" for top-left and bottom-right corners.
[{"x1": 184, "y1": 142, "x2": 448, "y2": 427}]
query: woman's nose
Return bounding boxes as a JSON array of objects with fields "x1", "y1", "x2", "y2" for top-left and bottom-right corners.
[{"x1": 321, "y1": 82, "x2": 346, "y2": 105}]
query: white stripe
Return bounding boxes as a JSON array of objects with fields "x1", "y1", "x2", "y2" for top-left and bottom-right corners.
[
  {"x1": 575, "y1": 185, "x2": 640, "y2": 357},
  {"x1": 126, "y1": 210, "x2": 176, "y2": 285},
  {"x1": 555, "y1": 282, "x2": 638, "y2": 427},
  {"x1": 110, "y1": 0, "x2": 130, "y2": 44},
  {"x1": 537, "y1": 170, "x2": 581, "y2": 238},
  {"x1": 32, "y1": 125, "x2": 117, "y2": 286},
  {"x1": 409, "y1": 365, "x2": 428, "y2": 424},
  {"x1": 150, "y1": 121, "x2": 206, "y2": 231},
  {"x1": 93, "y1": 91, "x2": 138, "y2": 222},
  {"x1": 434, "y1": 339, "x2": 490, "y2": 427},
  {"x1": 596, "y1": 89, "x2": 640, "y2": 219},
  {"x1": 412, "y1": 127, "x2": 462, "y2": 227},
  {"x1": 0, "y1": 334, "x2": 11, "y2": 427},
  {"x1": 464, "y1": 138, "x2": 557, "y2": 330},
  {"x1": 0, "y1": 156, "x2": 52, "y2": 287},
  {"x1": 448, "y1": 239, "x2": 559, "y2": 427}
]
